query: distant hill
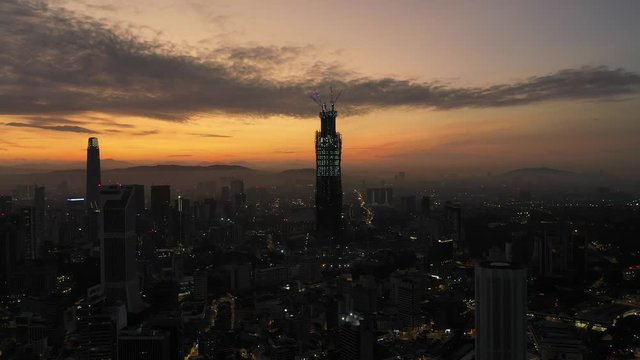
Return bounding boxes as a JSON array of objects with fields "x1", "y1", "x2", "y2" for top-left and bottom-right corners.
[
  {"x1": 280, "y1": 168, "x2": 315, "y2": 175},
  {"x1": 495, "y1": 167, "x2": 618, "y2": 191},
  {"x1": 101, "y1": 159, "x2": 136, "y2": 169},
  {"x1": 500, "y1": 167, "x2": 574, "y2": 178},
  {"x1": 115, "y1": 164, "x2": 252, "y2": 172},
  {"x1": 0, "y1": 163, "x2": 257, "y2": 190}
]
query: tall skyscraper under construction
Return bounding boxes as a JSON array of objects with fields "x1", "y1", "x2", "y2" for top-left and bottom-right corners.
[{"x1": 314, "y1": 95, "x2": 343, "y2": 242}]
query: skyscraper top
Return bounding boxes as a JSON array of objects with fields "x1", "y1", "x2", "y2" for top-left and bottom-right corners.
[{"x1": 88, "y1": 137, "x2": 99, "y2": 148}]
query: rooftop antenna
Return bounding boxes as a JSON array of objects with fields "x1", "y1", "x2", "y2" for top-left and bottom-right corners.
[
  {"x1": 308, "y1": 90, "x2": 323, "y2": 108},
  {"x1": 329, "y1": 87, "x2": 343, "y2": 110},
  {"x1": 334, "y1": 89, "x2": 343, "y2": 104}
]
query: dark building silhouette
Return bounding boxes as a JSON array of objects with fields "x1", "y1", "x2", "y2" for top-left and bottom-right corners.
[
  {"x1": 33, "y1": 186, "x2": 45, "y2": 253},
  {"x1": 131, "y1": 184, "x2": 145, "y2": 214},
  {"x1": 100, "y1": 185, "x2": 144, "y2": 313},
  {"x1": 366, "y1": 187, "x2": 393, "y2": 207},
  {"x1": 420, "y1": 196, "x2": 431, "y2": 218},
  {"x1": 151, "y1": 185, "x2": 171, "y2": 246},
  {"x1": 0, "y1": 195, "x2": 11, "y2": 216},
  {"x1": 86, "y1": 138, "x2": 102, "y2": 247},
  {"x1": 475, "y1": 261, "x2": 527, "y2": 360},
  {"x1": 444, "y1": 201, "x2": 462, "y2": 248},
  {"x1": 0, "y1": 216, "x2": 20, "y2": 290},
  {"x1": 337, "y1": 318, "x2": 374, "y2": 360},
  {"x1": 20, "y1": 207, "x2": 37, "y2": 260},
  {"x1": 86, "y1": 137, "x2": 101, "y2": 209},
  {"x1": 75, "y1": 286, "x2": 123, "y2": 360},
  {"x1": 315, "y1": 101, "x2": 342, "y2": 242},
  {"x1": 117, "y1": 328, "x2": 171, "y2": 360}
]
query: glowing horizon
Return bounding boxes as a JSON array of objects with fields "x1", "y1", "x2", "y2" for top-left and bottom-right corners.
[{"x1": 1, "y1": 0, "x2": 639, "y2": 177}]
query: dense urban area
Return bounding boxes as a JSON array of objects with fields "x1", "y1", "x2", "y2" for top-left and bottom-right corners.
[{"x1": 1, "y1": 134, "x2": 639, "y2": 359}]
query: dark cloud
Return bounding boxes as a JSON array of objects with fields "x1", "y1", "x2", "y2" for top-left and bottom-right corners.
[
  {"x1": 1, "y1": 0, "x2": 639, "y2": 122},
  {"x1": 95, "y1": 120, "x2": 135, "y2": 128},
  {"x1": 4, "y1": 122, "x2": 97, "y2": 133},
  {"x1": 132, "y1": 130, "x2": 158, "y2": 136},
  {"x1": 190, "y1": 133, "x2": 232, "y2": 138},
  {"x1": 27, "y1": 117, "x2": 87, "y2": 125}
]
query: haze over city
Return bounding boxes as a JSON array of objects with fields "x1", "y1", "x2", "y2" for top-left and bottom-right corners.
[{"x1": 1, "y1": 0, "x2": 639, "y2": 176}]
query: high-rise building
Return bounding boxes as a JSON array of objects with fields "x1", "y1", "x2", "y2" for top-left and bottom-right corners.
[
  {"x1": 366, "y1": 187, "x2": 393, "y2": 207},
  {"x1": 86, "y1": 137, "x2": 101, "y2": 209},
  {"x1": 33, "y1": 186, "x2": 45, "y2": 254},
  {"x1": 75, "y1": 286, "x2": 124, "y2": 360},
  {"x1": 534, "y1": 229, "x2": 569, "y2": 278},
  {"x1": 315, "y1": 101, "x2": 342, "y2": 241},
  {"x1": 475, "y1": 261, "x2": 527, "y2": 360},
  {"x1": 420, "y1": 196, "x2": 431, "y2": 218},
  {"x1": 0, "y1": 195, "x2": 12, "y2": 216},
  {"x1": 150, "y1": 185, "x2": 171, "y2": 246},
  {"x1": 20, "y1": 207, "x2": 37, "y2": 260},
  {"x1": 444, "y1": 201, "x2": 462, "y2": 248},
  {"x1": 100, "y1": 185, "x2": 144, "y2": 313},
  {"x1": 131, "y1": 184, "x2": 145, "y2": 214},
  {"x1": 0, "y1": 216, "x2": 20, "y2": 288},
  {"x1": 86, "y1": 138, "x2": 102, "y2": 248},
  {"x1": 117, "y1": 328, "x2": 171, "y2": 360},
  {"x1": 337, "y1": 317, "x2": 374, "y2": 360}
]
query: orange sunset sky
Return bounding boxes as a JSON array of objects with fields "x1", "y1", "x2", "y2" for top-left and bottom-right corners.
[{"x1": 1, "y1": 0, "x2": 639, "y2": 176}]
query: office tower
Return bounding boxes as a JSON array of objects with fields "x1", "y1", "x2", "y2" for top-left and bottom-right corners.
[
  {"x1": 315, "y1": 100, "x2": 343, "y2": 241},
  {"x1": 175, "y1": 196, "x2": 190, "y2": 245},
  {"x1": 86, "y1": 138, "x2": 102, "y2": 248},
  {"x1": 390, "y1": 270, "x2": 425, "y2": 329},
  {"x1": 192, "y1": 271, "x2": 208, "y2": 301},
  {"x1": 151, "y1": 185, "x2": 170, "y2": 223},
  {"x1": 0, "y1": 195, "x2": 11, "y2": 216},
  {"x1": 33, "y1": 186, "x2": 45, "y2": 238},
  {"x1": 150, "y1": 185, "x2": 171, "y2": 245},
  {"x1": 131, "y1": 184, "x2": 145, "y2": 214},
  {"x1": 366, "y1": 187, "x2": 393, "y2": 207},
  {"x1": 145, "y1": 313, "x2": 184, "y2": 360},
  {"x1": 534, "y1": 230, "x2": 568, "y2": 278},
  {"x1": 397, "y1": 278, "x2": 424, "y2": 329},
  {"x1": 75, "y1": 286, "x2": 123, "y2": 360},
  {"x1": 100, "y1": 185, "x2": 144, "y2": 313},
  {"x1": 220, "y1": 185, "x2": 231, "y2": 202},
  {"x1": 117, "y1": 328, "x2": 171, "y2": 360},
  {"x1": 0, "y1": 216, "x2": 20, "y2": 289},
  {"x1": 399, "y1": 195, "x2": 417, "y2": 214},
  {"x1": 86, "y1": 137, "x2": 101, "y2": 209},
  {"x1": 203, "y1": 198, "x2": 217, "y2": 221},
  {"x1": 337, "y1": 317, "x2": 374, "y2": 360},
  {"x1": 444, "y1": 201, "x2": 462, "y2": 248},
  {"x1": 20, "y1": 207, "x2": 37, "y2": 260},
  {"x1": 15, "y1": 313, "x2": 49, "y2": 358},
  {"x1": 420, "y1": 196, "x2": 431, "y2": 218},
  {"x1": 569, "y1": 230, "x2": 588, "y2": 280},
  {"x1": 230, "y1": 179, "x2": 244, "y2": 195},
  {"x1": 475, "y1": 261, "x2": 527, "y2": 360}
]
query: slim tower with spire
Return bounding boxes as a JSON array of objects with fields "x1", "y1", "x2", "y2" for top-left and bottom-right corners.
[
  {"x1": 86, "y1": 137, "x2": 102, "y2": 246},
  {"x1": 315, "y1": 95, "x2": 343, "y2": 242},
  {"x1": 86, "y1": 137, "x2": 101, "y2": 208}
]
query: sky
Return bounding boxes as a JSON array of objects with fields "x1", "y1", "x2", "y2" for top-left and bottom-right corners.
[{"x1": 1, "y1": 0, "x2": 639, "y2": 176}]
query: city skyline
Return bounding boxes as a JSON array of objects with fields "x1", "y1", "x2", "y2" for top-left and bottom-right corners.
[{"x1": 1, "y1": 0, "x2": 640, "y2": 177}]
